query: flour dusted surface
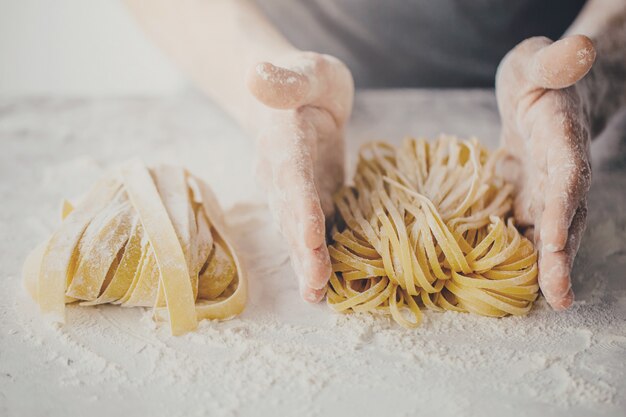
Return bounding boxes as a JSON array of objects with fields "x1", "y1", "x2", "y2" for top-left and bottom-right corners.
[{"x1": 1, "y1": 92, "x2": 625, "y2": 417}]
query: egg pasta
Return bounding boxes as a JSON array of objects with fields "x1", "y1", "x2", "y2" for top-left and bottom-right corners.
[
  {"x1": 327, "y1": 136, "x2": 538, "y2": 327},
  {"x1": 23, "y1": 161, "x2": 246, "y2": 335}
]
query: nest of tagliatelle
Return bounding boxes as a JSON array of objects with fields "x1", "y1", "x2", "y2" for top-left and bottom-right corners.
[
  {"x1": 23, "y1": 161, "x2": 246, "y2": 336},
  {"x1": 327, "y1": 135, "x2": 539, "y2": 327}
]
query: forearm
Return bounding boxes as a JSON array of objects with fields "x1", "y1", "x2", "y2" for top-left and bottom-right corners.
[
  {"x1": 124, "y1": 0, "x2": 296, "y2": 131},
  {"x1": 567, "y1": 0, "x2": 626, "y2": 137}
]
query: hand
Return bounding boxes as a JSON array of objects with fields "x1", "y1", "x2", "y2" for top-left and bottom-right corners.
[
  {"x1": 246, "y1": 52, "x2": 354, "y2": 303},
  {"x1": 496, "y1": 35, "x2": 596, "y2": 310}
]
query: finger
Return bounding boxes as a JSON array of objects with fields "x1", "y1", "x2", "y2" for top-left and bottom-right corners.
[
  {"x1": 248, "y1": 54, "x2": 354, "y2": 124},
  {"x1": 287, "y1": 226, "x2": 332, "y2": 303},
  {"x1": 296, "y1": 245, "x2": 331, "y2": 302},
  {"x1": 247, "y1": 62, "x2": 312, "y2": 109},
  {"x1": 305, "y1": 107, "x2": 345, "y2": 219},
  {"x1": 539, "y1": 116, "x2": 591, "y2": 253},
  {"x1": 529, "y1": 35, "x2": 596, "y2": 90},
  {"x1": 270, "y1": 121, "x2": 326, "y2": 250},
  {"x1": 262, "y1": 111, "x2": 326, "y2": 250},
  {"x1": 287, "y1": 234, "x2": 331, "y2": 301},
  {"x1": 540, "y1": 253, "x2": 573, "y2": 310},
  {"x1": 272, "y1": 142, "x2": 331, "y2": 296},
  {"x1": 272, "y1": 151, "x2": 326, "y2": 250},
  {"x1": 568, "y1": 200, "x2": 588, "y2": 259},
  {"x1": 301, "y1": 243, "x2": 332, "y2": 291},
  {"x1": 539, "y1": 202, "x2": 587, "y2": 310}
]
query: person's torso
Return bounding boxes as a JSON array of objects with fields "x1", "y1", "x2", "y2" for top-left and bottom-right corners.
[{"x1": 256, "y1": 0, "x2": 586, "y2": 87}]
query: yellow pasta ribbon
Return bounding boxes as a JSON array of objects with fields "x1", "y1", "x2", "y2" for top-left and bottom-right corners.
[
  {"x1": 327, "y1": 135, "x2": 538, "y2": 328},
  {"x1": 23, "y1": 161, "x2": 247, "y2": 335}
]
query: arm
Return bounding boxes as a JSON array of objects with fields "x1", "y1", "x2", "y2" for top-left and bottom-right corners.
[
  {"x1": 123, "y1": 0, "x2": 294, "y2": 131},
  {"x1": 124, "y1": 0, "x2": 354, "y2": 302},
  {"x1": 495, "y1": 0, "x2": 626, "y2": 310},
  {"x1": 568, "y1": 0, "x2": 626, "y2": 137}
]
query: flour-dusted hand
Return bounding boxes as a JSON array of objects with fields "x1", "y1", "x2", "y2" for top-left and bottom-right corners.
[
  {"x1": 246, "y1": 52, "x2": 354, "y2": 302},
  {"x1": 496, "y1": 35, "x2": 596, "y2": 310}
]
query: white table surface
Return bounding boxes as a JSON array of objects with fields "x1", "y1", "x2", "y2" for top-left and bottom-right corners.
[{"x1": 1, "y1": 90, "x2": 625, "y2": 417}]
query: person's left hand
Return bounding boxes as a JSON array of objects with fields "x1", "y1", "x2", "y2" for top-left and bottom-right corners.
[{"x1": 496, "y1": 35, "x2": 596, "y2": 310}]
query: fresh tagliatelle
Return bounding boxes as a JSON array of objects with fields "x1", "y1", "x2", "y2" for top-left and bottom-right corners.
[
  {"x1": 327, "y1": 135, "x2": 539, "y2": 328},
  {"x1": 23, "y1": 160, "x2": 246, "y2": 335}
]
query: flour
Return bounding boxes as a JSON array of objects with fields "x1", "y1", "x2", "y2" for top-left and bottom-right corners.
[
  {"x1": 6, "y1": 202, "x2": 623, "y2": 416},
  {"x1": 1, "y1": 94, "x2": 625, "y2": 417}
]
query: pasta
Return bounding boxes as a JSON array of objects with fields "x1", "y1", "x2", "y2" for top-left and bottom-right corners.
[
  {"x1": 23, "y1": 160, "x2": 247, "y2": 335},
  {"x1": 327, "y1": 135, "x2": 538, "y2": 327}
]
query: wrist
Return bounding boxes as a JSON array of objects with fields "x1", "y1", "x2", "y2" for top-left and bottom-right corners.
[{"x1": 574, "y1": 11, "x2": 626, "y2": 138}]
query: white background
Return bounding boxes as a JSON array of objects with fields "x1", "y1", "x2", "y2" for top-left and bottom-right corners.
[{"x1": 0, "y1": 0, "x2": 184, "y2": 97}]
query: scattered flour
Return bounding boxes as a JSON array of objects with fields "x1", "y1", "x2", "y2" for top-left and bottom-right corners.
[{"x1": 1, "y1": 94, "x2": 625, "y2": 417}]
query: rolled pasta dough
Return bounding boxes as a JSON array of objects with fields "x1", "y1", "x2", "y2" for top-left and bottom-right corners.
[
  {"x1": 23, "y1": 161, "x2": 247, "y2": 335},
  {"x1": 327, "y1": 135, "x2": 539, "y2": 327}
]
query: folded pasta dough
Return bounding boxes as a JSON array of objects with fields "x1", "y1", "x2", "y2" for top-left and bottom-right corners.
[
  {"x1": 23, "y1": 160, "x2": 247, "y2": 335},
  {"x1": 327, "y1": 135, "x2": 539, "y2": 328}
]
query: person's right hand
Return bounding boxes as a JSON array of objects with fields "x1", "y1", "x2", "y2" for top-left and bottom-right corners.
[{"x1": 246, "y1": 52, "x2": 354, "y2": 303}]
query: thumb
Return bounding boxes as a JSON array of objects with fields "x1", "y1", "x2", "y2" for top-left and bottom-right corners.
[
  {"x1": 246, "y1": 62, "x2": 315, "y2": 110},
  {"x1": 247, "y1": 53, "x2": 354, "y2": 124},
  {"x1": 529, "y1": 35, "x2": 596, "y2": 90}
]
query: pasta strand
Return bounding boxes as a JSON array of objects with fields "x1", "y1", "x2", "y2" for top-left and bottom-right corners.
[{"x1": 327, "y1": 135, "x2": 539, "y2": 327}]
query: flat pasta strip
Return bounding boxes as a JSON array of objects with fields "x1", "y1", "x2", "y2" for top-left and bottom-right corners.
[
  {"x1": 185, "y1": 174, "x2": 247, "y2": 321},
  {"x1": 120, "y1": 160, "x2": 198, "y2": 335},
  {"x1": 197, "y1": 238, "x2": 237, "y2": 300},
  {"x1": 327, "y1": 135, "x2": 539, "y2": 328},
  {"x1": 81, "y1": 221, "x2": 145, "y2": 306},
  {"x1": 37, "y1": 174, "x2": 121, "y2": 323},
  {"x1": 121, "y1": 250, "x2": 160, "y2": 307},
  {"x1": 152, "y1": 165, "x2": 196, "y2": 293},
  {"x1": 66, "y1": 199, "x2": 134, "y2": 300},
  {"x1": 23, "y1": 161, "x2": 247, "y2": 335}
]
